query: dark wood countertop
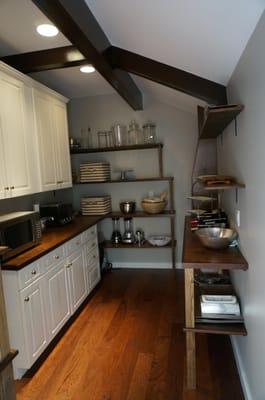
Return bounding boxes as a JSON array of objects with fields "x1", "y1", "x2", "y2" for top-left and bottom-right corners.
[
  {"x1": 1, "y1": 215, "x2": 105, "y2": 271},
  {"x1": 182, "y1": 217, "x2": 248, "y2": 270}
]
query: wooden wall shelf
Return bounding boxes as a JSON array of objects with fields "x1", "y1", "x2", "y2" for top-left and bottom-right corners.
[
  {"x1": 70, "y1": 143, "x2": 163, "y2": 154},
  {"x1": 202, "y1": 182, "x2": 245, "y2": 191},
  {"x1": 103, "y1": 240, "x2": 176, "y2": 249},
  {"x1": 184, "y1": 323, "x2": 247, "y2": 336},
  {"x1": 200, "y1": 104, "x2": 244, "y2": 139},
  {"x1": 75, "y1": 177, "x2": 174, "y2": 184},
  {"x1": 106, "y1": 211, "x2": 175, "y2": 218}
]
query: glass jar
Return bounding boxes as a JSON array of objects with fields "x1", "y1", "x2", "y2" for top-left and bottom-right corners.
[
  {"x1": 143, "y1": 122, "x2": 157, "y2": 144},
  {"x1": 112, "y1": 124, "x2": 127, "y2": 146},
  {"x1": 80, "y1": 127, "x2": 92, "y2": 148},
  {"x1": 128, "y1": 120, "x2": 143, "y2": 145}
]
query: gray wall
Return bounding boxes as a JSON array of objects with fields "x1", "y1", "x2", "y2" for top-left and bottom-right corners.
[
  {"x1": 68, "y1": 94, "x2": 198, "y2": 266},
  {"x1": 217, "y1": 11, "x2": 265, "y2": 400}
]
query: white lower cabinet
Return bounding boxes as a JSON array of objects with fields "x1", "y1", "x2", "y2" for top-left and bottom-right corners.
[
  {"x1": 44, "y1": 260, "x2": 71, "y2": 340},
  {"x1": 2, "y1": 224, "x2": 100, "y2": 379},
  {"x1": 19, "y1": 279, "x2": 48, "y2": 368},
  {"x1": 66, "y1": 249, "x2": 87, "y2": 314}
]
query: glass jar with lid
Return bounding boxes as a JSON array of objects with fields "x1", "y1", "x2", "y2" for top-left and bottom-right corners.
[
  {"x1": 128, "y1": 120, "x2": 143, "y2": 145},
  {"x1": 143, "y1": 121, "x2": 157, "y2": 144}
]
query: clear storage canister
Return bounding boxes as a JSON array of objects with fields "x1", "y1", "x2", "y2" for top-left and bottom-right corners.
[
  {"x1": 143, "y1": 122, "x2": 157, "y2": 144},
  {"x1": 112, "y1": 124, "x2": 127, "y2": 146}
]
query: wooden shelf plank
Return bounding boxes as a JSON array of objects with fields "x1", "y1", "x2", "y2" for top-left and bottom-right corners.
[
  {"x1": 182, "y1": 217, "x2": 248, "y2": 270},
  {"x1": 70, "y1": 143, "x2": 163, "y2": 154},
  {"x1": 74, "y1": 177, "x2": 174, "y2": 184},
  {"x1": 103, "y1": 240, "x2": 176, "y2": 249},
  {"x1": 202, "y1": 182, "x2": 245, "y2": 191},
  {"x1": 200, "y1": 104, "x2": 244, "y2": 139},
  {"x1": 184, "y1": 323, "x2": 247, "y2": 336},
  {"x1": 106, "y1": 211, "x2": 175, "y2": 218}
]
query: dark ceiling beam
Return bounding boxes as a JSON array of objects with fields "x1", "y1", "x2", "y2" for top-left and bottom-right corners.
[
  {"x1": 105, "y1": 46, "x2": 227, "y2": 105},
  {"x1": 31, "y1": 0, "x2": 143, "y2": 110},
  {"x1": 1, "y1": 46, "x2": 87, "y2": 73}
]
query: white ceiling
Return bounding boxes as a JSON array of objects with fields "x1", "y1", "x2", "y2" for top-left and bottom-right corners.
[{"x1": 0, "y1": 0, "x2": 264, "y2": 111}]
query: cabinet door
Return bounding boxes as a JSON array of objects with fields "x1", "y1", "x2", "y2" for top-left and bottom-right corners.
[
  {"x1": 89, "y1": 263, "x2": 101, "y2": 291},
  {"x1": 33, "y1": 89, "x2": 58, "y2": 191},
  {"x1": 44, "y1": 260, "x2": 71, "y2": 339},
  {"x1": 53, "y1": 100, "x2": 72, "y2": 189},
  {"x1": 0, "y1": 115, "x2": 8, "y2": 199},
  {"x1": 67, "y1": 249, "x2": 87, "y2": 314},
  {"x1": 0, "y1": 73, "x2": 32, "y2": 197},
  {"x1": 20, "y1": 280, "x2": 48, "y2": 366}
]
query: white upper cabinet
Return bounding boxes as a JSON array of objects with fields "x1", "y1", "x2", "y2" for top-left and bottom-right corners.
[
  {"x1": 0, "y1": 61, "x2": 72, "y2": 198},
  {"x1": 34, "y1": 89, "x2": 72, "y2": 192},
  {"x1": 0, "y1": 71, "x2": 39, "y2": 198}
]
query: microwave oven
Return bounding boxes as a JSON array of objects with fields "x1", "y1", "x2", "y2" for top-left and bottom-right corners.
[{"x1": 0, "y1": 211, "x2": 42, "y2": 262}]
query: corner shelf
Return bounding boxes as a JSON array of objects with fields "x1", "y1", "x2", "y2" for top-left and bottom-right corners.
[
  {"x1": 201, "y1": 182, "x2": 245, "y2": 191},
  {"x1": 199, "y1": 104, "x2": 244, "y2": 139},
  {"x1": 103, "y1": 240, "x2": 176, "y2": 249},
  {"x1": 183, "y1": 323, "x2": 247, "y2": 336},
  {"x1": 70, "y1": 143, "x2": 163, "y2": 154}
]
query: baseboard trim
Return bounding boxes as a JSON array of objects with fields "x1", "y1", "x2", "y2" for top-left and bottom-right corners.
[
  {"x1": 112, "y1": 262, "x2": 183, "y2": 269},
  {"x1": 231, "y1": 336, "x2": 252, "y2": 400}
]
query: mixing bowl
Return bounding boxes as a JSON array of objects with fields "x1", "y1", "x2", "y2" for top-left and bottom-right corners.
[{"x1": 195, "y1": 227, "x2": 237, "y2": 250}]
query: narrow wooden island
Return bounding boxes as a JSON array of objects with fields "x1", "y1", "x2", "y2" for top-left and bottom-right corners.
[{"x1": 182, "y1": 217, "x2": 248, "y2": 389}]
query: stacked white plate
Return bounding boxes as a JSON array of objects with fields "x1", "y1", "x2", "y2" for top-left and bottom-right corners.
[
  {"x1": 81, "y1": 196, "x2": 112, "y2": 215},
  {"x1": 79, "y1": 161, "x2": 111, "y2": 182}
]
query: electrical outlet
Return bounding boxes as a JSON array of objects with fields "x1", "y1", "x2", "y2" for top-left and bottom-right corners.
[{"x1": 236, "y1": 209, "x2": 240, "y2": 227}]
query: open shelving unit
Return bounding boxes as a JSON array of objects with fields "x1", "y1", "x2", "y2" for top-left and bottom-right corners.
[
  {"x1": 199, "y1": 104, "x2": 244, "y2": 139},
  {"x1": 182, "y1": 216, "x2": 248, "y2": 389},
  {"x1": 70, "y1": 142, "x2": 176, "y2": 267}
]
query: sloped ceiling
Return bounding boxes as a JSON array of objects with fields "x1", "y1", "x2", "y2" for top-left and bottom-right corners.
[
  {"x1": 85, "y1": 0, "x2": 265, "y2": 84},
  {"x1": 0, "y1": 0, "x2": 264, "y2": 111}
]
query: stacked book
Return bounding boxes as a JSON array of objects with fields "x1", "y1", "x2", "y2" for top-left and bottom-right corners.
[
  {"x1": 79, "y1": 161, "x2": 111, "y2": 182},
  {"x1": 81, "y1": 196, "x2": 112, "y2": 216},
  {"x1": 198, "y1": 294, "x2": 243, "y2": 323}
]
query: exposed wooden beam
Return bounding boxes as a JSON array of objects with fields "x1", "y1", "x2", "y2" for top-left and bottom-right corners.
[
  {"x1": 105, "y1": 46, "x2": 227, "y2": 105},
  {"x1": 31, "y1": 0, "x2": 142, "y2": 110},
  {"x1": 1, "y1": 46, "x2": 87, "y2": 73}
]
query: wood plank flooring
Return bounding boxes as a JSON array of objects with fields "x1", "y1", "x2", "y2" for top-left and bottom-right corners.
[{"x1": 16, "y1": 269, "x2": 244, "y2": 400}]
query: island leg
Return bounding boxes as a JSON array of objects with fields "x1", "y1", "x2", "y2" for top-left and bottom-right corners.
[{"x1": 185, "y1": 268, "x2": 196, "y2": 389}]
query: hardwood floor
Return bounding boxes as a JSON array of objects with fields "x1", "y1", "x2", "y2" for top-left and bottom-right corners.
[{"x1": 16, "y1": 269, "x2": 244, "y2": 400}]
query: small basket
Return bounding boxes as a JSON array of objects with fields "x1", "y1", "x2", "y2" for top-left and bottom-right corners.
[{"x1": 141, "y1": 200, "x2": 167, "y2": 214}]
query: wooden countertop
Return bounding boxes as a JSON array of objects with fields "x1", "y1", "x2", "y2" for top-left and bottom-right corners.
[
  {"x1": 1, "y1": 215, "x2": 105, "y2": 271},
  {"x1": 182, "y1": 217, "x2": 248, "y2": 270}
]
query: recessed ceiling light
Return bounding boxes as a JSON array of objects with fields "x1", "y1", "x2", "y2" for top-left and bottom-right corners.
[
  {"x1": 80, "y1": 65, "x2": 95, "y2": 73},
  {"x1": 36, "y1": 24, "x2": 59, "y2": 37}
]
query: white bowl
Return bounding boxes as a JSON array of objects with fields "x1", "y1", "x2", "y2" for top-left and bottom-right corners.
[{"x1": 148, "y1": 235, "x2": 171, "y2": 247}]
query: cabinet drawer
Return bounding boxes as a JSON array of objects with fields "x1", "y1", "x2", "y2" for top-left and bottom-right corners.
[
  {"x1": 82, "y1": 225, "x2": 97, "y2": 243},
  {"x1": 65, "y1": 233, "x2": 83, "y2": 256},
  {"x1": 86, "y1": 246, "x2": 99, "y2": 269},
  {"x1": 89, "y1": 263, "x2": 101, "y2": 290},
  {"x1": 18, "y1": 261, "x2": 42, "y2": 290},
  {"x1": 43, "y1": 245, "x2": 65, "y2": 269}
]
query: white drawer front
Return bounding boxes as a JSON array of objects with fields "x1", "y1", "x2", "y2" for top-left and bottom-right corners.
[
  {"x1": 86, "y1": 246, "x2": 99, "y2": 269},
  {"x1": 65, "y1": 233, "x2": 83, "y2": 256},
  {"x1": 18, "y1": 260, "x2": 42, "y2": 290},
  {"x1": 89, "y1": 263, "x2": 101, "y2": 290},
  {"x1": 43, "y1": 245, "x2": 65, "y2": 269},
  {"x1": 82, "y1": 225, "x2": 97, "y2": 244}
]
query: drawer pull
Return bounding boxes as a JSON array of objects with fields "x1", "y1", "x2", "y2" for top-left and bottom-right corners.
[
  {"x1": 57, "y1": 180, "x2": 63, "y2": 184},
  {"x1": 24, "y1": 297, "x2": 30, "y2": 302},
  {"x1": 54, "y1": 255, "x2": 60, "y2": 260},
  {"x1": 92, "y1": 242, "x2": 96, "y2": 247},
  {"x1": 66, "y1": 262, "x2": 72, "y2": 268},
  {"x1": 10, "y1": 186, "x2": 14, "y2": 190},
  {"x1": 4, "y1": 187, "x2": 9, "y2": 190},
  {"x1": 31, "y1": 270, "x2": 37, "y2": 275}
]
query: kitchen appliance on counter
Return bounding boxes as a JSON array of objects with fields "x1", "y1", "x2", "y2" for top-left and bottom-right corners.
[
  {"x1": 111, "y1": 217, "x2": 122, "y2": 244},
  {"x1": 40, "y1": 203, "x2": 74, "y2": 226},
  {"x1": 122, "y1": 217, "x2": 135, "y2": 244},
  {"x1": 120, "y1": 201, "x2": 136, "y2": 214},
  {"x1": 0, "y1": 211, "x2": 42, "y2": 261}
]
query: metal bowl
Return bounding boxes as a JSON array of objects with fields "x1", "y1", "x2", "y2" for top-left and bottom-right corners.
[
  {"x1": 195, "y1": 227, "x2": 238, "y2": 250},
  {"x1": 120, "y1": 201, "x2": 136, "y2": 214}
]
